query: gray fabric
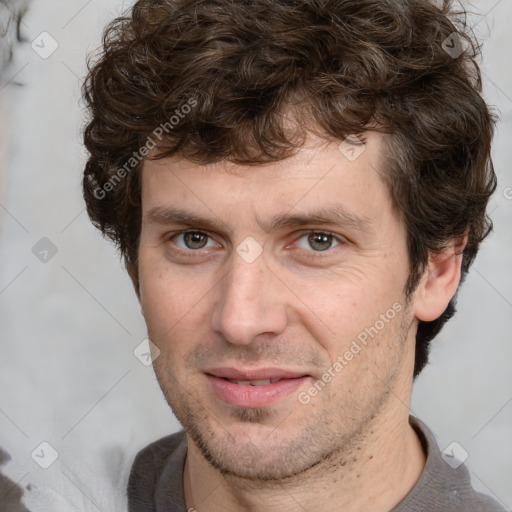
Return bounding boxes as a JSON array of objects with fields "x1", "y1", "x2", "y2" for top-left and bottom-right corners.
[
  {"x1": 0, "y1": 447, "x2": 31, "y2": 512},
  {"x1": 127, "y1": 416, "x2": 507, "y2": 511},
  {"x1": 393, "y1": 417, "x2": 506, "y2": 512}
]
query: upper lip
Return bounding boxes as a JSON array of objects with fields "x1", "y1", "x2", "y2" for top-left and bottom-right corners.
[{"x1": 205, "y1": 367, "x2": 309, "y2": 381}]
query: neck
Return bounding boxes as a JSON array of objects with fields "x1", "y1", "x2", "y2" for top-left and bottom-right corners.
[{"x1": 184, "y1": 405, "x2": 426, "y2": 512}]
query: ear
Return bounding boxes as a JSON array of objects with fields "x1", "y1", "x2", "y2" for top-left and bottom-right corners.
[{"x1": 413, "y1": 235, "x2": 468, "y2": 322}]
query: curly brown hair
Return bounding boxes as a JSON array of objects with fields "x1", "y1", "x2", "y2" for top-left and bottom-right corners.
[{"x1": 82, "y1": 0, "x2": 497, "y2": 378}]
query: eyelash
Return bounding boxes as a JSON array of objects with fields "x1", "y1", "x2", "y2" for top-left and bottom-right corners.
[{"x1": 166, "y1": 230, "x2": 345, "y2": 258}]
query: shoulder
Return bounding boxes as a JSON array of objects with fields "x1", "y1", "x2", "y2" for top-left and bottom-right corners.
[
  {"x1": 127, "y1": 431, "x2": 187, "y2": 512},
  {"x1": 465, "y1": 491, "x2": 510, "y2": 512},
  {"x1": 395, "y1": 417, "x2": 508, "y2": 512}
]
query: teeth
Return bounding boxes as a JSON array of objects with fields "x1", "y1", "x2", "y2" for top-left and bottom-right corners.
[
  {"x1": 228, "y1": 378, "x2": 281, "y2": 386},
  {"x1": 250, "y1": 379, "x2": 272, "y2": 386}
]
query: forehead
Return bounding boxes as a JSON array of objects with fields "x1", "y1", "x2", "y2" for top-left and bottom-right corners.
[{"x1": 140, "y1": 131, "x2": 391, "y2": 228}]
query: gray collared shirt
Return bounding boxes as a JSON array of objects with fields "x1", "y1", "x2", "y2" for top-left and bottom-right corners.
[{"x1": 127, "y1": 415, "x2": 507, "y2": 511}]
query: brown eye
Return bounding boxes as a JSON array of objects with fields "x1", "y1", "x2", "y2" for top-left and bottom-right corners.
[
  {"x1": 173, "y1": 231, "x2": 213, "y2": 250},
  {"x1": 308, "y1": 233, "x2": 334, "y2": 251},
  {"x1": 184, "y1": 232, "x2": 208, "y2": 249},
  {"x1": 295, "y1": 231, "x2": 341, "y2": 252}
]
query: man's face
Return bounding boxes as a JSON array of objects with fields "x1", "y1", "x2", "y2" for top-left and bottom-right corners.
[{"x1": 137, "y1": 131, "x2": 418, "y2": 480}]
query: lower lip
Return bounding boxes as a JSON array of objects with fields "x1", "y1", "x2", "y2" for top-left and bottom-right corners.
[{"x1": 206, "y1": 375, "x2": 309, "y2": 408}]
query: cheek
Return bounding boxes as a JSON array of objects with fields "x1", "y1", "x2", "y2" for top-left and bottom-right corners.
[
  {"x1": 300, "y1": 262, "x2": 398, "y2": 316},
  {"x1": 299, "y1": 271, "x2": 406, "y2": 356},
  {"x1": 138, "y1": 258, "x2": 213, "y2": 343}
]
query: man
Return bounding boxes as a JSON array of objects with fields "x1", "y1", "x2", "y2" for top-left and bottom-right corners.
[{"x1": 82, "y1": 0, "x2": 506, "y2": 510}]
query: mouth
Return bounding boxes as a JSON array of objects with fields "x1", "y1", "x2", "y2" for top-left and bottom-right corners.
[
  {"x1": 205, "y1": 368, "x2": 311, "y2": 408},
  {"x1": 221, "y1": 378, "x2": 282, "y2": 386}
]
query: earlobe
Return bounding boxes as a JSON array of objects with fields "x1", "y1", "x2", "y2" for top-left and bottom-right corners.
[{"x1": 413, "y1": 236, "x2": 467, "y2": 322}]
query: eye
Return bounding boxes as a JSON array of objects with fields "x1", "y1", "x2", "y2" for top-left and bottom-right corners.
[
  {"x1": 167, "y1": 230, "x2": 344, "y2": 255},
  {"x1": 171, "y1": 231, "x2": 218, "y2": 250},
  {"x1": 295, "y1": 231, "x2": 343, "y2": 252}
]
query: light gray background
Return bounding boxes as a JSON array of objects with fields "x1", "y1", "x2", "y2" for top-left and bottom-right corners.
[{"x1": 0, "y1": 0, "x2": 510, "y2": 510}]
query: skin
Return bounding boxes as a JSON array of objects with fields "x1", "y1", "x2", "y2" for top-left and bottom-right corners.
[{"x1": 132, "y1": 130, "x2": 465, "y2": 512}]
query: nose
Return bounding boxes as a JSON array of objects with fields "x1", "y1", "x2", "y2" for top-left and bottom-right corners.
[{"x1": 211, "y1": 247, "x2": 288, "y2": 346}]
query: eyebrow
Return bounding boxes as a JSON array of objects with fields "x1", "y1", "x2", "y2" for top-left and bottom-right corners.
[{"x1": 144, "y1": 205, "x2": 374, "y2": 235}]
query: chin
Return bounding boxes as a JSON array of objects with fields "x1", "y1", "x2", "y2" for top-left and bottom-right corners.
[{"x1": 186, "y1": 414, "x2": 328, "y2": 482}]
